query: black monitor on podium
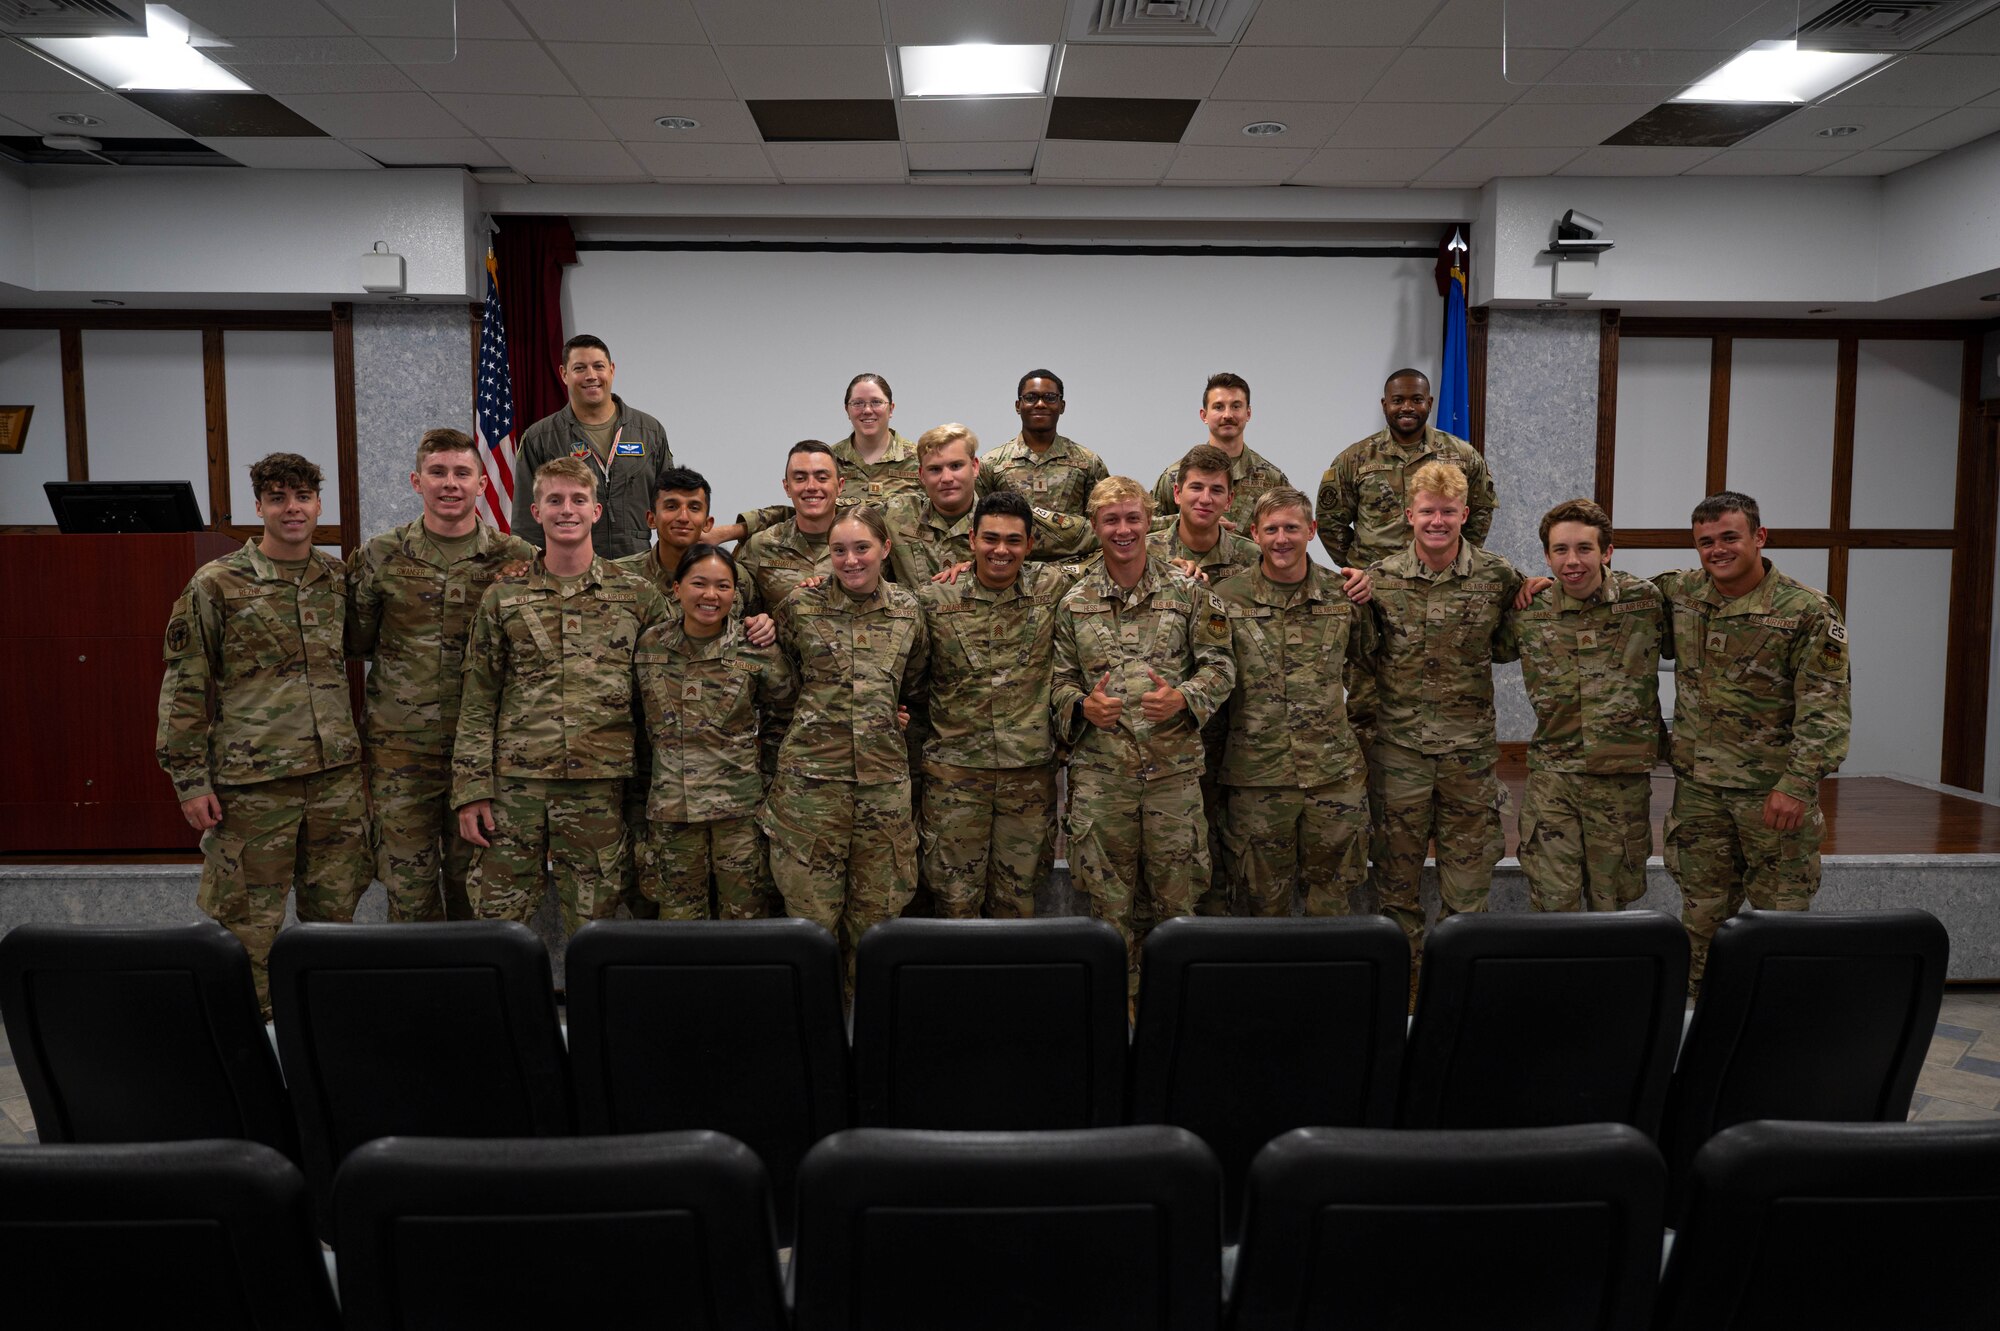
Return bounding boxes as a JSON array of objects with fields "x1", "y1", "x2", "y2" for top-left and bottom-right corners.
[{"x1": 45, "y1": 481, "x2": 206, "y2": 534}]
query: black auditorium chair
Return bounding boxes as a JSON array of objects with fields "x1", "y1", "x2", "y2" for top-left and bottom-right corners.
[
  {"x1": 794, "y1": 1126, "x2": 1221, "y2": 1331},
  {"x1": 0, "y1": 921, "x2": 296, "y2": 1158},
  {"x1": 564, "y1": 917, "x2": 849, "y2": 1242},
  {"x1": 335, "y1": 1131, "x2": 787, "y2": 1330},
  {"x1": 1228, "y1": 1124, "x2": 1664, "y2": 1331},
  {"x1": 1660, "y1": 908, "x2": 1948, "y2": 1220},
  {"x1": 1131, "y1": 915, "x2": 1407, "y2": 1239},
  {"x1": 852, "y1": 917, "x2": 1127, "y2": 1129},
  {"x1": 1658, "y1": 1119, "x2": 2000, "y2": 1331},
  {"x1": 1400, "y1": 911, "x2": 1687, "y2": 1133},
  {"x1": 0, "y1": 1139, "x2": 339, "y2": 1330},
  {"x1": 269, "y1": 921, "x2": 572, "y2": 1231}
]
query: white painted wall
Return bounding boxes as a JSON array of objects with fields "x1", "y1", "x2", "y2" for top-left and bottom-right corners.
[
  {"x1": 78, "y1": 330, "x2": 209, "y2": 518},
  {"x1": 564, "y1": 246, "x2": 1438, "y2": 554},
  {"x1": 0, "y1": 162, "x2": 32, "y2": 294},
  {"x1": 1726, "y1": 339, "x2": 1838, "y2": 528},
  {"x1": 1847, "y1": 549, "x2": 1952, "y2": 780},
  {"x1": 1850, "y1": 339, "x2": 1962, "y2": 529},
  {"x1": 0, "y1": 329, "x2": 67, "y2": 525},
  {"x1": 1878, "y1": 132, "x2": 2000, "y2": 304},
  {"x1": 223, "y1": 329, "x2": 341, "y2": 524},
  {"x1": 1611, "y1": 336, "x2": 1710, "y2": 528}
]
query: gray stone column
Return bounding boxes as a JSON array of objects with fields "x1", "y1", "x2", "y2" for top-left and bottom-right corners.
[{"x1": 352, "y1": 302, "x2": 475, "y2": 542}]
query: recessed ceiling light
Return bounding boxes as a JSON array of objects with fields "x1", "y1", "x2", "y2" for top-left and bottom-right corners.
[
  {"x1": 91, "y1": 299, "x2": 125, "y2": 307},
  {"x1": 386, "y1": 295, "x2": 420, "y2": 303},
  {"x1": 1815, "y1": 124, "x2": 1863, "y2": 138},
  {"x1": 52, "y1": 113, "x2": 102, "y2": 127},
  {"x1": 1982, "y1": 292, "x2": 2000, "y2": 302},
  {"x1": 27, "y1": 5, "x2": 248, "y2": 92},
  {"x1": 1673, "y1": 41, "x2": 1889, "y2": 105},
  {"x1": 1536, "y1": 300, "x2": 1567, "y2": 308},
  {"x1": 1243, "y1": 121, "x2": 1288, "y2": 137},
  {"x1": 1807, "y1": 306, "x2": 1838, "y2": 313},
  {"x1": 898, "y1": 44, "x2": 1051, "y2": 98},
  {"x1": 654, "y1": 116, "x2": 700, "y2": 131}
]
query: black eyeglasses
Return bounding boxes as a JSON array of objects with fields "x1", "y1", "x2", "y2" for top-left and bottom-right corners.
[{"x1": 1019, "y1": 392, "x2": 1063, "y2": 405}]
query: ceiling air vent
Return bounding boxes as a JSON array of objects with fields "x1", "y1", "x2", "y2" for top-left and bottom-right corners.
[
  {"x1": 1797, "y1": 0, "x2": 2000, "y2": 51},
  {"x1": 0, "y1": 0, "x2": 141, "y2": 37},
  {"x1": 1065, "y1": 0, "x2": 1264, "y2": 44}
]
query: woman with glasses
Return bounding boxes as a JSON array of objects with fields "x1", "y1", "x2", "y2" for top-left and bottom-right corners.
[{"x1": 831, "y1": 372, "x2": 923, "y2": 505}]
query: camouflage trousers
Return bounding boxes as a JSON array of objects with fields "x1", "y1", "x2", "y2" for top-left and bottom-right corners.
[
  {"x1": 1518, "y1": 769, "x2": 1654, "y2": 914},
  {"x1": 1193, "y1": 725, "x2": 1232, "y2": 917},
  {"x1": 1665, "y1": 778, "x2": 1823, "y2": 992},
  {"x1": 1223, "y1": 774, "x2": 1370, "y2": 918},
  {"x1": 643, "y1": 815, "x2": 776, "y2": 921},
  {"x1": 1067, "y1": 765, "x2": 1208, "y2": 995},
  {"x1": 619, "y1": 781, "x2": 660, "y2": 920},
  {"x1": 466, "y1": 776, "x2": 627, "y2": 936},
  {"x1": 763, "y1": 772, "x2": 917, "y2": 986},
  {"x1": 199, "y1": 767, "x2": 370, "y2": 1015},
  {"x1": 919, "y1": 760, "x2": 1055, "y2": 920},
  {"x1": 367, "y1": 748, "x2": 471, "y2": 923},
  {"x1": 1368, "y1": 740, "x2": 1506, "y2": 955}
]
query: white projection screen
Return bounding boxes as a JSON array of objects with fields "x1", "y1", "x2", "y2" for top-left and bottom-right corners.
[{"x1": 565, "y1": 246, "x2": 1441, "y2": 564}]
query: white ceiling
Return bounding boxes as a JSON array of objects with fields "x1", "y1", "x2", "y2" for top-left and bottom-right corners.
[{"x1": 0, "y1": 0, "x2": 1996, "y2": 185}]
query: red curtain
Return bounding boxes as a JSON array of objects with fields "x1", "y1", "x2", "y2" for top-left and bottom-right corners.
[{"x1": 493, "y1": 215, "x2": 577, "y2": 430}]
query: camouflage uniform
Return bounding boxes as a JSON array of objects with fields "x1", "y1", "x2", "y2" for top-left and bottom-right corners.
[
  {"x1": 451, "y1": 555, "x2": 669, "y2": 934},
  {"x1": 634, "y1": 618, "x2": 797, "y2": 919},
  {"x1": 1052, "y1": 556, "x2": 1236, "y2": 991},
  {"x1": 347, "y1": 519, "x2": 535, "y2": 922},
  {"x1": 978, "y1": 433, "x2": 1109, "y2": 515},
  {"x1": 156, "y1": 540, "x2": 369, "y2": 1011},
  {"x1": 509, "y1": 395, "x2": 672, "y2": 559},
  {"x1": 915, "y1": 563, "x2": 1077, "y2": 919},
  {"x1": 1496, "y1": 570, "x2": 1666, "y2": 914},
  {"x1": 1316, "y1": 426, "x2": 1497, "y2": 742},
  {"x1": 764, "y1": 579, "x2": 929, "y2": 983},
  {"x1": 1149, "y1": 443, "x2": 1292, "y2": 530},
  {"x1": 1366, "y1": 541, "x2": 1523, "y2": 952},
  {"x1": 736, "y1": 430, "x2": 927, "y2": 539},
  {"x1": 1214, "y1": 564, "x2": 1378, "y2": 917},
  {"x1": 882, "y1": 491, "x2": 1097, "y2": 587},
  {"x1": 1655, "y1": 560, "x2": 1851, "y2": 989},
  {"x1": 736, "y1": 519, "x2": 832, "y2": 617}
]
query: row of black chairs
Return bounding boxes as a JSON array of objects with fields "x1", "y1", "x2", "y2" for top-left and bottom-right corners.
[
  {"x1": 5, "y1": 1118, "x2": 1997, "y2": 1330},
  {"x1": 0, "y1": 909, "x2": 1949, "y2": 1241}
]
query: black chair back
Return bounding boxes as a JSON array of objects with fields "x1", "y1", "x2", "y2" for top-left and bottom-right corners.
[
  {"x1": 1131, "y1": 915, "x2": 1407, "y2": 1239},
  {"x1": 564, "y1": 917, "x2": 849, "y2": 1241},
  {"x1": 0, "y1": 921, "x2": 295, "y2": 1158},
  {"x1": 334, "y1": 1131, "x2": 786, "y2": 1330},
  {"x1": 0, "y1": 1139, "x2": 338, "y2": 1330},
  {"x1": 269, "y1": 921, "x2": 571, "y2": 1230},
  {"x1": 1661, "y1": 908, "x2": 1948, "y2": 1218},
  {"x1": 794, "y1": 1126, "x2": 1221, "y2": 1331},
  {"x1": 1228, "y1": 1124, "x2": 1664, "y2": 1331},
  {"x1": 1658, "y1": 1119, "x2": 2000, "y2": 1331},
  {"x1": 1401, "y1": 911, "x2": 1687, "y2": 1133},
  {"x1": 852, "y1": 918, "x2": 1127, "y2": 1128}
]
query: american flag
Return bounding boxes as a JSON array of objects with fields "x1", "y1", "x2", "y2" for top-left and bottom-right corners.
[{"x1": 474, "y1": 251, "x2": 517, "y2": 532}]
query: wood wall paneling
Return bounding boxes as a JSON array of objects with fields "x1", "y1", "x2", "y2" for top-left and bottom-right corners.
[
  {"x1": 1705, "y1": 336, "x2": 1731, "y2": 496},
  {"x1": 1827, "y1": 337, "x2": 1858, "y2": 611},
  {"x1": 1942, "y1": 347, "x2": 1999, "y2": 790},
  {"x1": 330, "y1": 303, "x2": 359, "y2": 557},
  {"x1": 59, "y1": 327, "x2": 86, "y2": 482},
  {"x1": 201, "y1": 327, "x2": 231, "y2": 526},
  {"x1": 1595, "y1": 308, "x2": 1620, "y2": 512}
]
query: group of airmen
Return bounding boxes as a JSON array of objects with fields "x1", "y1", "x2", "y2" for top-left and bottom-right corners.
[{"x1": 157, "y1": 334, "x2": 1852, "y2": 1013}]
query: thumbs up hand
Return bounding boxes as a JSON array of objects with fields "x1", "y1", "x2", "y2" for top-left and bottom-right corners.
[
  {"x1": 1082, "y1": 670, "x2": 1123, "y2": 730},
  {"x1": 1140, "y1": 667, "x2": 1187, "y2": 723}
]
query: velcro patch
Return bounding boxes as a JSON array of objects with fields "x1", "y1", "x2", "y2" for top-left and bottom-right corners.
[{"x1": 615, "y1": 441, "x2": 645, "y2": 456}]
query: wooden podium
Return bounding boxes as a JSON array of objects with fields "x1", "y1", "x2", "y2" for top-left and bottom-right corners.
[{"x1": 0, "y1": 531, "x2": 239, "y2": 853}]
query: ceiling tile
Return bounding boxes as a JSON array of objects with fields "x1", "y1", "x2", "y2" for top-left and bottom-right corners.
[
  {"x1": 122, "y1": 91, "x2": 326, "y2": 136},
  {"x1": 1417, "y1": 145, "x2": 1585, "y2": 181},
  {"x1": 1539, "y1": 47, "x2": 1728, "y2": 92},
  {"x1": 451, "y1": 0, "x2": 534, "y2": 40},
  {"x1": 886, "y1": 0, "x2": 1065, "y2": 44},
  {"x1": 1607, "y1": 102, "x2": 1795, "y2": 147},
  {"x1": 1034, "y1": 139, "x2": 1175, "y2": 180},
  {"x1": 591, "y1": 97, "x2": 765, "y2": 143},
  {"x1": 1363, "y1": 47, "x2": 1566, "y2": 103},
  {"x1": 1322, "y1": 102, "x2": 1503, "y2": 147},
  {"x1": 490, "y1": 138, "x2": 648, "y2": 177},
  {"x1": 1580, "y1": 0, "x2": 1771, "y2": 53},
  {"x1": 405, "y1": 40, "x2": 577, "y2": 96},
  {"x1": 223, "y1": 50, "x2": 421, "y2": 96},
  {"x1": 1291, "y1": 145, "x2": 1448, "y2": 184},
  {"x1": 1513, "y1": 81, "x2": 1679, "y2": 105},
  {"x1": 0, "y1": 113, "x2": 30, "y2": 135},
  {"x1": 1736, "y1": 104, "x2": 1945, "y2": 151},
  {"x1": 1498, "y1": 0, "x2": 1633, "y2": 48},
  {"x1": 1555, "y1": 145, "x2": 1720, "y2": 174},
  {"x1": 546, "y1": 44, "x2": 737, "y2": 100},
  {"x1": 898, "y1": 97, "x2": 1049, "y2": 142},
  {"x1": 346, "y1": 137, "x2": 510, "y2": 166},
  {"x1": 1243, "y1": 0, "x2": 1441, "y2": 47},
  {"x1": 765, "y1": 142, "x2": 907, "y2": 180},
  {"x1": 1412, "y1": 0, "x2": 1500, "y2": 48},
  {"x1": 748, "y1": 100, "x2": 899, "y2": 141},
  {"x1": 173, "y1": 0, "x2": 349, "y2": 37},
  {"x1": 276, "y1": 93, "x2": 467, "y2": 138},
  {"x1": 510, "y1": 0, "x2": 706, "y2": 43},
  {"x1": 198, "y1": 136, "x2": 382, "y2": 168},
  {"x1": 1166, "y1": 145, "x2": 1315, "y2": 181},
  {"x1": 1467, "y1": 101, "x2": 1656, "y2": 146},
  {"x1": 1875, "y1": 107, "x2": 2000, "y2": 151},
  {"x1": 0, "y1": 92, "x2": 187, "y2": 138},
  {"x1": 1056, "y1": 45, "x2": 1230, "y2": 99},
  {"x1": 627, "y1": 141, "x2": 777, "y2": 179},
  {"x1": 1925, "y1": 10, "x2": 2000, "y2": 52},
  {"x1": 1683, "y1": 149, "x2": 1857, "y2": 175},
  {"x1": 1981, "y1": 89, "x2": 2000, "y2": 108},
  {"x1": 1047, "y1": 97, "x2": 1197, "y2": 142},
  {"x1": 907, "y1": 141, "x2": 1038, "y2": 170},
  {"x1": 1212, "y1": 47, "x2": 1400, "y2": 102},
  {"x1": 0, "y1": 42, "x2": 101, "y2": 94},
  {"x1": 693, "y1": 0, "x2": 887, "y2": 46},
  {"x1": 1180, "y1": 99, "x2": 1352, "y2": 148},
  {"x1": 433, "y1": 94, "x2": 614, "y2": 140},
  {"x1": 1823, "y1": 55, "x2": 2000, "y2": 108},
  {"x1": 1811, "y1": 149, "x2": 1941, "y2": 175},
  {"x1": 716, "y1": 46, "x2": 893, "y2": 100}
]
